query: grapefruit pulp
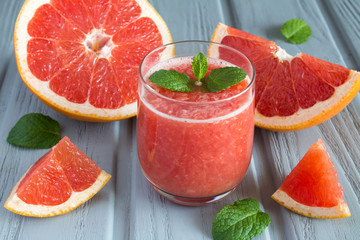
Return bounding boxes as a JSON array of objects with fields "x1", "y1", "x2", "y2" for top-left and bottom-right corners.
[
  {"x1": 4, "y1": 136, "x2": 111, "y2": 217},
  {"x1": 272, "y1": 139, "x2": 350, "y2": 219},
  {"x1": 211, "y1": 23, "x2": 360, "y2": 131},
  {"x1": 14, "y1": 0, "x2": 172, "y2": 121}
]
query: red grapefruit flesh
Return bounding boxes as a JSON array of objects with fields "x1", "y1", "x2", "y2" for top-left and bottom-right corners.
[
  {"x1": 272, "y1": 139, "x2": 350, "y2": 219},
  {"x1": 4, "y1": 136, "x2": 111, "y2": 217},
  {"x1": 211, "y1": 23, "x2": 360, "y2": 131},
  {"x1": 14, "y1": 0, "x2": 172, "y2": 121}
]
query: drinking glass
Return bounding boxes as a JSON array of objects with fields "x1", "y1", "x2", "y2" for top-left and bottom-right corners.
[{"x1": 137, "y1": 41, "x2": 255, "y2": 206}]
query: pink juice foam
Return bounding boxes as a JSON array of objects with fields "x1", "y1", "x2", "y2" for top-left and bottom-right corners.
[{"x1": 137, "y1": 56, "x2": 255, "y2": 198}]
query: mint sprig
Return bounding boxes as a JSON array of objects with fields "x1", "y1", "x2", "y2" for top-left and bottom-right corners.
[
  {"x1": 149, "y1": 52, "x2": 246, "y2": 93},
  {"x1": 7, "y1": 113, "x2": 61, "y2": 149},
  {"x1": 149, "y1": 69, "x2": 195, "y2": 92},
  {"x1": 192, "y1": 52, "x2": 208, "y2": 83},
  {"x1": 204, "y1": 67, "x2": 246, "y2": 92},
  {"x1": 212, "y1": 198, "x2": 271, "y2": 240},
  {"x1": 281, "y1": 18, "x2": 312, "y2": 44}
]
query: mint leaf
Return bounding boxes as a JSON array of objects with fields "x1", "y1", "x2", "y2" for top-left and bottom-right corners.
[
  {"x1": 281, "y1": 18, "x2": 312, "y2": 44},
  {"x1": 192, "y1": 52, "x2": 208, "y2": 82},
  {"x1": 212, "y1": 198, "x2": 271, "y2": 240},
  {"x1": 149, "y1": 69, "x2": 195, "y2": 92},
  {"x1": 204, "y1": 67, "x2": 246, "y2": 92},
  {"x1": 7, "y1": 113, "x2": 61, "y2": 149}
]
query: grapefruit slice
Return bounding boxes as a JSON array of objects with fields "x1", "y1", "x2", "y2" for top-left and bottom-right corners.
[
  {"x1": 271, "y1": 139, "x2": 350, "y2": 219},
  {"x1": 4, "y1": 136, "x2": 111, "y2": 217},
  {"x1": 14, "y1": 0, "x2": 172, "y2": 122},
  {"x1": 211, "y1": 23, "x2": 360, "y2": 131}
]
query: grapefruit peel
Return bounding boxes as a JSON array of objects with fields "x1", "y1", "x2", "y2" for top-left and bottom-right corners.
[
  {"x1": 272, "y1": 190, "x2": 350, "y2": 219},
  {"x1": 14, "y1": 0, "x2": 172, "y2": 122},
  {"x1": 4, "y1": 170, "x2": 110, "y2": 217},
  {"x1": 271, "y1": 139, "x2": 351, "y2": 219},
  {"x1": 211, "y1": 22, "x2": 360, "y2": 131},
  {"x1": 4, "y1": 137, "x2": 111, "y2": 217}
]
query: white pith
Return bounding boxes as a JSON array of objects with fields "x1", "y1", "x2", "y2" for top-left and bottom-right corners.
[
  {"x1": 84, "y1": 29, "x2": 114, "y2": 59},
  {"x1": 255, "y1": 70, "x2": 360, "y2": 129},
  {"x1": 272, "y1": 190, "x2": 351, "y2": 219},
  {"x1": 14, "y1": 0, "x2": 172, "y2": 120},
  {"x1": 4, "y1": 170, "x2": 111, "y2": 217},
  {"x1": 212, "y1": 23, "x2": 360, "y2": 130},
  {"x1": 276, "y1": 46, "x2": 293, "y2": 61}
]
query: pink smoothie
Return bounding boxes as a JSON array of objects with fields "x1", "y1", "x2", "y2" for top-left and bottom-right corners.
[{"x1": 137, "y1": 57, "x2": 255, "y2": 198}]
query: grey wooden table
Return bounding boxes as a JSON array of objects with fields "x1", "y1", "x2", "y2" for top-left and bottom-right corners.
[{"x1": 1, "y1": 0, "x2": 359, "y2": 239}]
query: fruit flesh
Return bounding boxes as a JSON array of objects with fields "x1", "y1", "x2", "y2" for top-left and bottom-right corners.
[
  {"x1": 26, "y1": 0, "x2": 164, "y2": 109},
  {"x1": 279, "y1": 139, "x2": 343, "y2": 207},
  {"x1": 217, "y1": 25, "x2": 351, "y2": 118},
  {"x1": 137, "y1": 57, "x2": 255, "y2": 198},
  {"x1": 16, "y1": 137, "x2": 101, "y2": 205}
]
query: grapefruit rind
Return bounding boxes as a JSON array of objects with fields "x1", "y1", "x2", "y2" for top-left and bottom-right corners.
[
  {"x1": 255, "y1": 70, "x2": 360, "y2": 131},
  {"x1": 211, "y1": 22, "x2": 360, "y2": 131},
  {"x1": 4, "y1": 170, "x2": 111, "y2": 217},
  {"x1": 272, "y1": 189, "x2": 351, "y2": 219},
  {"x1": 14, "y1": 0, "x2": 172, "y2": 122}
]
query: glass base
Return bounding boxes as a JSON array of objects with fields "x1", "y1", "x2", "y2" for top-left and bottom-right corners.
[{"x1": 149, "y1": 182, "x2": 237, "y2": 206}]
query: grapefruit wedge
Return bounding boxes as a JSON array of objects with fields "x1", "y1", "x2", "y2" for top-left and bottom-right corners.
[
  {"x1": 272, "y1": 139, "x2": 350, "y2": 219},
  {"x1": 211, "y1": 23, "x2": 360, "y2": 131},
  {"x1": 4, "y1": 136, "x2": 111, "y2": 217},
  {"x1": 14, "y1": 0, "x2": 172, "y2": 122}
]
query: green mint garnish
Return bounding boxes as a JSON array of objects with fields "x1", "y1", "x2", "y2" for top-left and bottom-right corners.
[
  {"x1": 212, "y1": 198, "x2": 271, "y2": 240},
  {"x1": 204, "y1": 67, "x2": 246, "y2": 92},
  {"x1": 281, "y1": 18, "x2": 312, "y2": 44},
  {"x1": 149, "y1": 52, "x2": 247, "y2": 93},
  {"x1": 149, "y1": 69, "x2": 195, "y2": 92},
  {"x1": 192, "y1": 52, "x2": 208, "y2": 83},
  {"x1": 7, "y1": 113, "x2": 61, "y2": 149}
]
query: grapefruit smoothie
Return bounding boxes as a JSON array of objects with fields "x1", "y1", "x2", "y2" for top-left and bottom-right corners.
[{"x1": 137, "y1": 41, "x2": 255, "y2": 205}]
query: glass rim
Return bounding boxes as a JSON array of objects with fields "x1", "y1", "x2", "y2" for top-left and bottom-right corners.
[{"x1": 138, "y1": 40, "x2": 256, "y2": 105}]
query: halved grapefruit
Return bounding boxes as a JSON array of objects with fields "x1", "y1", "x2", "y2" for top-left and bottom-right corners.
[
  {"x1": 14, "y1": 0, "x2": 172, "y2": 122},
  {"x1": 271, "y1": 139, "x2": 350, "y2": 219},
  {"x1": 211, "y1": 23, "x2": 360, "y2": 131},
  {"x1": 4, "y1": 136, "x2": 111, "y2": 217}
]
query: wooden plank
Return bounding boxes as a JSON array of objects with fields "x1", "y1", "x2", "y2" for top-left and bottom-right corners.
[
  {"x1": 0, "y1": 0, "x2": 23, "y2": 90},
  {"x1": 0, "y1": 63, "x2": 118, "y2": 238},
  {"x1": 150, "y1": 0, "x2": 223, "y2": 41},
  {"x1": 0, "y1": 60, "x2": 118, "y2": 239},
  {"x1": 318, "y1": 0, "x2": 360, "y2": 69},
  {"x1": 226, "y1": 0, "x2": 360, "y2": 239},
  {"x1": 0, "y1": 0, "x2": 359, "y2": 239}
]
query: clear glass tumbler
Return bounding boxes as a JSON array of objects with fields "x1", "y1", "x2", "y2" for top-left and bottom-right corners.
[{"x1": 137, "y1": 41, "x2": 255, "y2": 206}]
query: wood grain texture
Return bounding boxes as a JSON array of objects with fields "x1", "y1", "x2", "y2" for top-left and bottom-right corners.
[{"x1": 0, "y1": 0, "x2": 359, "y2": 239}]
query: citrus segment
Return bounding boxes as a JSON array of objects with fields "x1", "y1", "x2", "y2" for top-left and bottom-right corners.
[
  {"x1": 252, "y1": 56, "x2": 278, "y2": 104},
  {"x1": 110, "y1": 60, "x2": 138, "y2": 103},
  {"x1": 102, "y1": 0, "x2": 142, "y2": 35},
  {"x1": 300, "y1": 53, "x2": 350, "y2": 87},
  {"x1": 256, "y1": 61, "x2": 299, "y2": 117},
  {"x1": 4, "y1": 136, "x2": 111, "y2": 217},
  {"x1": 52, "y1": 137, "x2": 102, "y2": 192},
  {"x1": 16, "y1": 151, "x2": 73, "y2": 205},
  {"x1": 28, "y1": 4, "x2": 85, "y2": 41},
  {"x1": 51, "y1": 0, "x2": 94, "y2": 34},
  {"x1": 89, "y1": 58, "x2": 123, "y2": 108},
  {"x1": 14, "y1": 0, "x2": 172, "y2": 121},
  {"x1": 82, "y1": 0, "x2": 111, "y2": 30},
  {"x1": 291, "y1": 57, "x2": 334, "y2": 108},
  {"x1": 271, "y1": 139, "x2": 351, "y2": 219},
  {"x1": 50, "y1": 54, "x2": 94, "y2": 103},
  {"x1": 112, "y1": 17, "x2": 164, "y2": 51},
  {"x1": 211, "y1": 23, "x2": 360, "y2": 131},
  {"x1": 220, "y1": 36, "x2": 276, "y2": 63},
  {"x1": 27, "y1": 39, "x2": 64, "y2": 82}
]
